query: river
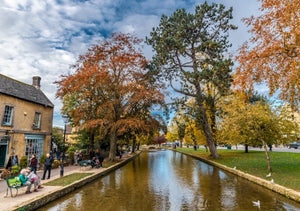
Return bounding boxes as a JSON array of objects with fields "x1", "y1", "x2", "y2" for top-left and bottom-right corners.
[{"x1": 39, "y1": 150, "x2": 300, "y2": 211}]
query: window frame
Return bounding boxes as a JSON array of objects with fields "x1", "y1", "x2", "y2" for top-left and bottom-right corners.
[
  {"x1": 33, "y1": 112, "x2": 41, "y2": 129},
  {"x1": 2, "y1": 105, "x2": 14, "y2": 126}
]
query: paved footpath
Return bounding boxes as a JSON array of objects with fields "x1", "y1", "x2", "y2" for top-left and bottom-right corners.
[
  {"x1": 0, "y1": 165, "x2": 91, "y2": 211},
  {"x1": 0, "y1": 165, "x2": 80, "y2": 193},
  {"x1": 0, "y1": 153, "x2": 133, "y2": 211}
]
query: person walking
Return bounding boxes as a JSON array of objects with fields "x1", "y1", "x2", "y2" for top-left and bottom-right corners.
[
  {"x1": 74, "y1": 150, "x2": 79, "y2": 166},
  {"x1": 42, "y1": 153, "x2": 53, "y2": 180},
  {"x1": 29, "y1": 154, "x2": 38, "y2": 174},
  {"x1": 56, "y1": 148, "x2": 61, "y2": 161}
]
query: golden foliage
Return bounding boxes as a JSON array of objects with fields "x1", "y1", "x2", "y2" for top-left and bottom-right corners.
[{"x1": 235, "y1": 0, "x2": 300, "y2": 109}]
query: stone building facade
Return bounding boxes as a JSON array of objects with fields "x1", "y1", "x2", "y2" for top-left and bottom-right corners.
[{"x1": 0, "y1": 74, "x2": 54, "y2": 168}]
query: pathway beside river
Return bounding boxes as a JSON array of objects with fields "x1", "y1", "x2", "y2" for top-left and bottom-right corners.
[{"x1": 0, "y1": 153, "x2": 135, "y2": 211}]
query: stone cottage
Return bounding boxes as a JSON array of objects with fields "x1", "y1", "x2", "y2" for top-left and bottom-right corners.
[{"x1": 0, "y1": 74, "x2": 54, "y2": 168}]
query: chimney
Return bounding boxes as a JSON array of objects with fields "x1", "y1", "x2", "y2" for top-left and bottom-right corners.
[{"x1": 32, "y1": 76, "x2": 41, "y2": 89}]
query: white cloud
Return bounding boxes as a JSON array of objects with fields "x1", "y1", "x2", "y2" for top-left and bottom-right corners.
[{"x1": 0, "y1": 0, "x2": 261, "y2": 126}]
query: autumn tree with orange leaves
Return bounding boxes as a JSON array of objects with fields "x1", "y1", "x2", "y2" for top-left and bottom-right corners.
[
  {"x1": 56, "y1": 33, "x2": 164, "y2": 161},
  {"x1": 235, "y1": 0, "x2": 300, "y2": 109}
]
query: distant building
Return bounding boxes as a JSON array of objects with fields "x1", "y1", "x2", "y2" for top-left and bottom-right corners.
[
  {"x1": 65, "y1": 125, "x2": 76, "y2": 144},
  {"x1": 0, "y1": 74, "x2": 54, "y2": 168}
]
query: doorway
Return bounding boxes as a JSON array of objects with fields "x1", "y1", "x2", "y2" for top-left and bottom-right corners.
[{"x1": 0, "y1": 145, "x2": 7, "y2": 167}]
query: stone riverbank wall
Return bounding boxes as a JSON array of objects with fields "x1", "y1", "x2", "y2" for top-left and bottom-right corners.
[
  {"x1": 174, "y1": 150, "x2": 300, "y2": 203},
  {"x1": 14, "y1": 151, "x2": 142, "y2": 211}
]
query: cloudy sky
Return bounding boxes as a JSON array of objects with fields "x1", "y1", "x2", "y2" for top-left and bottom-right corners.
[{"x1": 0, "y1": 0, "x2": 261, "y2": 126}]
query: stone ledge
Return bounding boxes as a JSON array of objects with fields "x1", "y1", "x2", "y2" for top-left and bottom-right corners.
[
  {"x1": 13, "y1": 151, "x2": 142, "y2": 211},
  {"x1": 174, "y1": 150, "x2": 300, "y2": 203}
]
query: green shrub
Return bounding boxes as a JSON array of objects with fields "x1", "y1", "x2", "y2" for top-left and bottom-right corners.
[
  {"x1": 68, "y1": 151, "x2": 74, "y2": 164},
  {"x1": 40, "y1": 154, "x2": 46, "y2": 164},
  {"x1": 52, "y1": 160, "x2": 61, "y2": 168},
  {"x1": 20, "y1": 156, "x2": 28, "y2": 168},
  {"x1": 67, "y1": 146, "x2": 76, "y2": 153},
  {"x1": 80, "y1": 149, "x2": 87, "y2": 154},
  {"x1": 11, "y1": 165, "x2": 20, "y2": 174}
]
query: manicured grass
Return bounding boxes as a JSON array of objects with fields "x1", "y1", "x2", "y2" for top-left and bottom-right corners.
[
  {"x1": 44, "y1": 173, "x2": 94, "y2": 186},
  {"x1": 174, "y1": 148, "x2": 300, "y2": 191},
  {"x1": 102, "y1": 161, "x2": 118, "y2": 168}
]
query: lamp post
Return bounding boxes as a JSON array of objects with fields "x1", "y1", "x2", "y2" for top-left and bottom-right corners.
[{"x1": 60, "y1": 113, "x2": 69, "y2": 177}]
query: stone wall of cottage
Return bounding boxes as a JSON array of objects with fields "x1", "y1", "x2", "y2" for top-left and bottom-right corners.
[{"x1": 0, "y1": 94, "x2": 53, "y2": 167}]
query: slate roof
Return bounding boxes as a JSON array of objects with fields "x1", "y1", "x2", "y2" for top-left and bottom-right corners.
[{"x1": 0, "y1": 74, "x2": 54, "y2": 108}]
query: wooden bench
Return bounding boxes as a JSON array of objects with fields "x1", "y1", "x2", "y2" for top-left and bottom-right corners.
[{"x1": 5, "y1": 176, "x2": 26, "y2": 197}]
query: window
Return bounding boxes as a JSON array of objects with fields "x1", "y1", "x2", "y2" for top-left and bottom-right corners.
[
  {"x1": 25, "y1": 134, "x2": 44, "y2": 167},
  {"x1": 33, "y1": 112, "x2": 41, "y2": 129},
  {"x1": 2, "y1": 106, "x2": 14, "y2": 126}
]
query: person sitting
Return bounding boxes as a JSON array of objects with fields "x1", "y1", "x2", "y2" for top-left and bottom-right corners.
[
  {"x1": 91, "y1": 157, "x2": 97, "y2": 168},
  {"x1": 19, "y1": 169, "x2": 32, "y2": 194},
  {"x1": 26, "y1": 169, "x2": 43, "y2": 191}
]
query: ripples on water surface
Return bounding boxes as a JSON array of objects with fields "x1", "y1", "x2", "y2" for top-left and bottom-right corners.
[{"x1": 39, "y1": 150, "x2": 300, "y2": 211}]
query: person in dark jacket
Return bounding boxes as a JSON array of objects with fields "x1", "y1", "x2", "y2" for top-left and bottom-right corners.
[
  {"x1": 89, "y1": 148, "x2": 95, "y2": 160},
  {"x1": 95, "y1": 149, "x2": 104, "y2": 167},
  {"x1": 42, "y1": 153, "x2": 53, "y2": 180},
  {"x1": 29, "y1": 154, "x2": 38, "y2": 174}
]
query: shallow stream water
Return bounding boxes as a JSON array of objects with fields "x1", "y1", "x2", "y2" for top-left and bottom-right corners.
[{"x1": 39, "y1": 150, "x2": 300, "y2": 211}]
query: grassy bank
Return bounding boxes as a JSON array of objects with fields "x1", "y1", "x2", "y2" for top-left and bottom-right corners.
[
  {"x1": 174, "y1": 148, "x2": 300, "y2": 191},
  {"x1": 44, "y1": 173, "x2": 94, "y2": 186}
]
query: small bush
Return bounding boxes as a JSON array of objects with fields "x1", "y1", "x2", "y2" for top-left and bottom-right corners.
[
  {"x1": 52, "y1": 160, "x2": 61, "y2": 168},
  {"x1": 11, "y1": 165, "x2": 20, "y2": 174},
  {"x1": 68, "y1": 151, "x2": 74, "y2": 164},
  {"x1": 1, "y1": 169, "x2": 12, "y2": 179},
  {"x1": 67, "y1": 146, "x2": 76, "y2": 153},
  {"x1": 40, "y1": 154, "x2": 46, "y2": 164},
  {"x1": 80, "y1": 149, "x2": 87, "y2": 154},
  {"x1": 20, "y1": 156, "x2": 28, "y2": 168}
]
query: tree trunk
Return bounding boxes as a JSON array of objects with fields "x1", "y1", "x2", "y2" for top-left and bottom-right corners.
[
  {"x1": 209, "y1": 104, "x2": 217, "y2": 140},
  {"x1": 131, "y1": 136, "x2": 136, "y2": 153},
  {"x1": 262, "y1": 141, "x2": 272, "y2": 172},
  {"x1": 89, "y1": 129, "x2": 95, "y2": 149},
  {"x1": 195, "y1": 94, "x2": 219, "y2": 159},
  {"x1": 180, "y1": 140, "x2": 183, "y2": 148},
  {"x1": 245, "y1": 144, "x2": 248, "y2": 153},
  {"x1": 137, "y1": 142, "x2": 140, "y2": 150},
  {"x1": 108, "y1": 131, "x2": 117, "y2": 162}
]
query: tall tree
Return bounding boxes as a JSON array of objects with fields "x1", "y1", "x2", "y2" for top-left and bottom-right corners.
[
  {"x1": 146, "y1": 2, "x2": 237, "y2": 158},
  {"x1": 235, "y1": 0, "x2": 300, "y2": 109},
  {"x1": 56, "y1": 33, "x2": 164, "y2": 161},
  {"x1": 52, "y1": 127, "x2": 63, "y2": 150},
  {"x1": 218, "y1": 94, "x2": 299, "y2": 172}
]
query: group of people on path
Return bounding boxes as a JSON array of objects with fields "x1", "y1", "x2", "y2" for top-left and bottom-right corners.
[
  {"x1": 18, "y1": 148, "x2": 107, "y2": 194},
  {"x1": 73, "y1": 150, "x2": 84, "y2": 166},
  {"x1": 19, "y1": 153, "x2": 55, "y2": 194},
  {"x1": 88, "y1": 148, "x2": 104, "y2": 168}
]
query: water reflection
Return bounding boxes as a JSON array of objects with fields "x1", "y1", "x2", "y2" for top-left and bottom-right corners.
[{"x1": 39, "y1": 150, "x2": 300, "y2": 211}]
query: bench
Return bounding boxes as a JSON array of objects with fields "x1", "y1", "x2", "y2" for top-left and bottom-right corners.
[
  {"x1": 5, "y1": 176, "x2": 25, "y2": 197},
  {"x1": 79, "y1": 160, "x2": 93, "y2": 170}
]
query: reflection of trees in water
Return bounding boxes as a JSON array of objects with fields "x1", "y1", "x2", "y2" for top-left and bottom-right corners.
[{"x1": 39, "y1": 151, "x2": 300, "y2": 211}]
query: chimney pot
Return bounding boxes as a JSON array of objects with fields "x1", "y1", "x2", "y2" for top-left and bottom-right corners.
[{"x1": 32, "y1": 76, "x2": 41, "y2": 89}]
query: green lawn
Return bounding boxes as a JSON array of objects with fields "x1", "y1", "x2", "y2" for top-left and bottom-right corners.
[
  {"x1": 174, "y1": 148, "x2": 300, "y2": 191},
  {"x1": 44, "y1": 173, "x2": 94, "y2": 186}
]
